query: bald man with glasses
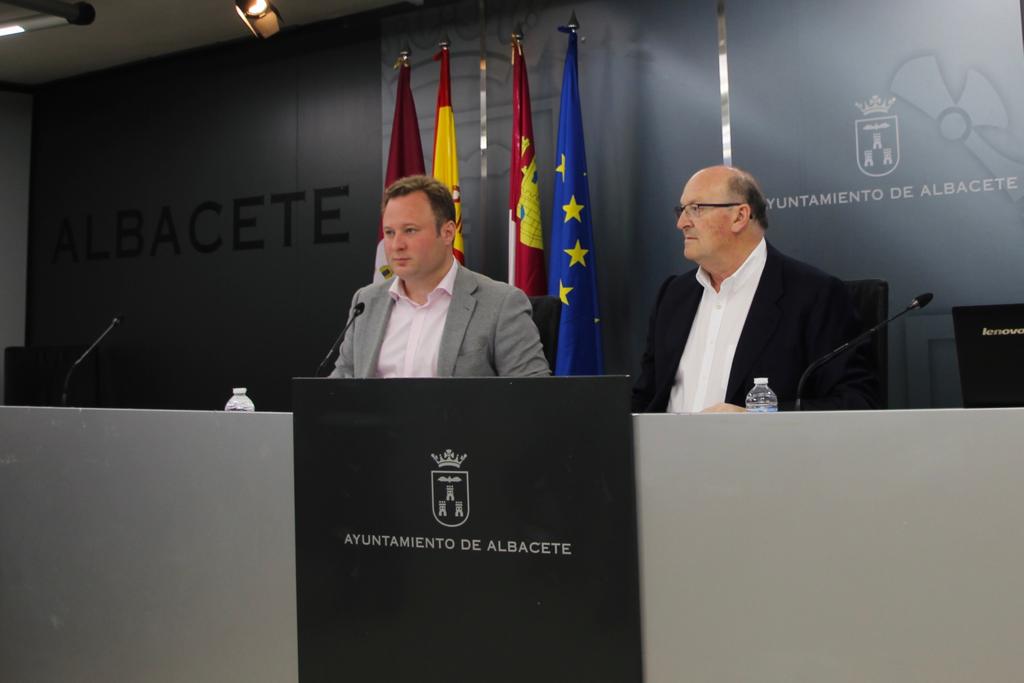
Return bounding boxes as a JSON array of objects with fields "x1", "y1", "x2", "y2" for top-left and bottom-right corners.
[{"x1": 632, "y1": 165, "x2": 878, "y2": 413}]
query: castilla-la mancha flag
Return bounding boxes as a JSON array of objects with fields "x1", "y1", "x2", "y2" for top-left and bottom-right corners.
[
  {"x1": 432, "y1": 42, "x2": 464, "y2": 263},
  {"x1": 375, "y1": 49, "x2": 426, "y2": 282},
  {"x1": 507, "y1": 32, "x2": 546, "y2": 295}
]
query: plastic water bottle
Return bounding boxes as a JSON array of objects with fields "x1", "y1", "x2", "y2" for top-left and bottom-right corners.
[
  {"x1": 224, "y1": 387, "x2": 255, "y2": 412},
  {"x1": 745, "y1": 377, "x2": 778, "y2": 413}
]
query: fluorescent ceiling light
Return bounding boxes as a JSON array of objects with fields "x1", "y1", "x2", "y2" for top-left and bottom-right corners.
[
  {"x1": 0, "y1": 10, "x2": 86, "y2": 36},
  {"x1": 3, "y1": 0, "x2": 94, "y2": 25}
]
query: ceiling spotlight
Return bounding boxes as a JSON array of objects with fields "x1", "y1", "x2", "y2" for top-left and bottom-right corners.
[{"x1": 235, "y1": 0, "x2": 283, "y2": 39}]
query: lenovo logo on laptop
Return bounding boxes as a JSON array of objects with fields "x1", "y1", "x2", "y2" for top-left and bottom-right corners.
[{"x1": 981, "y1": 327, "x2": 1024, "y2": 336}]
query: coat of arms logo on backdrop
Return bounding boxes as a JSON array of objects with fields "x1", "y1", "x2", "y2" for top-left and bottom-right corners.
[
  {"x1": 430, "y1": 449, "x2": 470, "y2": 528},
  {"x1": 855, "y1": 95, "x2": 900, "y2": 177}
]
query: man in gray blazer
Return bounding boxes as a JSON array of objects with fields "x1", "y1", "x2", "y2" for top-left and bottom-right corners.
[{"x1": 330, "y1": 175, "x2": 549, "y2": 379}]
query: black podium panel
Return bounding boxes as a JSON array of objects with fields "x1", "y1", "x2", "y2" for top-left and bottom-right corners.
[{"x1": 292, "y1": 377, "x2": 641, "y2": 683}]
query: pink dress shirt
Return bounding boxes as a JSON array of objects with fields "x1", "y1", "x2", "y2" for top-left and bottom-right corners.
[{"x1": 374, "y1": 260, "x2": 458, "y2": 378}]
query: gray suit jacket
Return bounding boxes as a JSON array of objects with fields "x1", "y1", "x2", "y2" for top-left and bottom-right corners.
[{"x1": 330, "y1": 265, "x2": 550, "y2": 378}]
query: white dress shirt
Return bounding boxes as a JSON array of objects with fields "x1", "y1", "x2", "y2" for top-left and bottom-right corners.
[
  {"x1": 668, "y1": 238, "x2": 767, "y2": 413},
  {"x1": 374, "y1": 260, "x2": 458, "y2": 378}
]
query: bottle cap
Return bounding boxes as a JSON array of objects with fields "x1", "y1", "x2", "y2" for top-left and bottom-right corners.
[
  {"x1": 754, "y1": 377, "x2": 768, "y2": 384},
  {"x1": 232, "y1": 387, "x2": 247, "y2": 394}
]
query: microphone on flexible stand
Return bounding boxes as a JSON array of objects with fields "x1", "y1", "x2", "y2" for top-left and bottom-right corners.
[
  {"x1": 794, "y1": 293, "x2": 933, "y2": 411},
  {"x1": 315, "y1": 302, "x2": 365, "y2": 377},
  {"x1": 62, "y1": 315, "x2": 123, "y2": 407}
]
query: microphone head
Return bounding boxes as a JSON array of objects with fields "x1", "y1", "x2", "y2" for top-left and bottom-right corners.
[
  {"x1": 353, "y1": 302, "x2": 366, "y2": 315},
  {"x1": 113, "y1": 315, "x2": 124, "y2": 325},
  {"x1": 911, "y1": 292, "x2": 934, "y2": 310}
]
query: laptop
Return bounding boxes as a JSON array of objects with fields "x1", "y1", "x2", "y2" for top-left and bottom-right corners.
[{"x1": 952, "y1": 304, "x2": 1024, "y2": 407}]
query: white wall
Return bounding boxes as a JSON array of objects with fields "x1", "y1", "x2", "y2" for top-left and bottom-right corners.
[{"x1": 0, "y1": 90, "x2": 32, "y2": 404}]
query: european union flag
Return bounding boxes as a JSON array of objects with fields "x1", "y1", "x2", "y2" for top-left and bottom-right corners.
[{"x1": 548, "y1": 22, "x2": 603, "y2": 375}]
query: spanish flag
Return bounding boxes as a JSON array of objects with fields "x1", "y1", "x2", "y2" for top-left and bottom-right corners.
[
  {"x1": 432, "y1": 41, "x2": 464, "y2": 263},
  {"x1": 508, "y1": 30, "x2": 546, "y2": 296}
]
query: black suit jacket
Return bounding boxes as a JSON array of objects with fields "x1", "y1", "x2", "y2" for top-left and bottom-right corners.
[{"x1": 632, "y1": 243, "x2": 879, "y2": 412}]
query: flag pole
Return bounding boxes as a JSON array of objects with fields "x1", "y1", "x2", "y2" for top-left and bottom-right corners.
[
  {"x1": 393, "y1": 43, "x2": 410, "y2": 70},
  {"x1": 565, "y1": 10, "x2": 579, "y2": 32}
]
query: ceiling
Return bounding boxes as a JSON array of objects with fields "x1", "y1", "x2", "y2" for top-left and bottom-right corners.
[{"x1": 0, "y1": 0, "x2": 417, "y2": 86}]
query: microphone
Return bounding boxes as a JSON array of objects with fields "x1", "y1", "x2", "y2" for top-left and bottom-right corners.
[
  {"x1": 62, "y1": 315, "x2": 123, "y2": 407},
  {"x1": 794, "y1": 292, "x2": 933, "y2": 411},
  {"x1": 911, "y1": 292, "x2": 933, "y2": 309},
  {"x1": 315, "y1": 302, "x2": 365, "y2": 377}
]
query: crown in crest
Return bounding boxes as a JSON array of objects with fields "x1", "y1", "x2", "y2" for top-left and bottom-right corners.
[
  {"x1": 855, "y1": 95, "x2": 895, "y2": 115},
  {"x1": 431, "y1": 449, "x2": 468, "y2": 468}
]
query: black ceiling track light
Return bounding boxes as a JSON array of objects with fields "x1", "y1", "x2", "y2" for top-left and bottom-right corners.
[{"x1": 0, "y1": 0, "x2": 95, "y2": 37}]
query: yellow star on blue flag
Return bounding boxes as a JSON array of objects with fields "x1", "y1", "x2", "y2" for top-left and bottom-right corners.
[
  {"x1": 564, "y1": 239, "x2": 589, "y2": 267},
  {"x1": 562, "y1": 196, "x2": 584, "y2": 223}
]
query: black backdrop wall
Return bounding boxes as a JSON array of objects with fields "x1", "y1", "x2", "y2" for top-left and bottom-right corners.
[
  {"x1": 28, "y1": 17, "x2": 383, "y2": 411},
  {"x1": 25, "y1": 0, "x2": 1024, "y2": 411},
  {"x1": 26, "y1": 0, "x2": 725, "y2": 413}
]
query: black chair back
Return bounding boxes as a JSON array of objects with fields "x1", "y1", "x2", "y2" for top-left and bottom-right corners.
[
  {"x1": 843, "y1": 279, "x2": 889, "y2": 408},
  {"x1": 529, "y1": 296, "x2": 561, "y2": 373}
]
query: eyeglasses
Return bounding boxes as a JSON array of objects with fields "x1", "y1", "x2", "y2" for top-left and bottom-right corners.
[{"x1": 673, "y1": 203, "x2": 743, "y2": 220}]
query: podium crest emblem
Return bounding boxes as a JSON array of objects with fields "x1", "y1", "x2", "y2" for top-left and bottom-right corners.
[
  {"x1": 430, "y1": 449, "x2": 470, "y2": 527},
  {"x1": 855, "y1": 95, "x2": 900, "y2": 177}
]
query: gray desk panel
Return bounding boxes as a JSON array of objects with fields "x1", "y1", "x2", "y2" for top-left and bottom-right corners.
[
  {"x1": 636, "y1": 408, "x2": 1024, "y2": 682},
  {"x1": 6, "y1": 406, "x2": 1024, "y2": 681},
  {"x1": 0, "y1": 407, "x2": 297, "y2": 683}
]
